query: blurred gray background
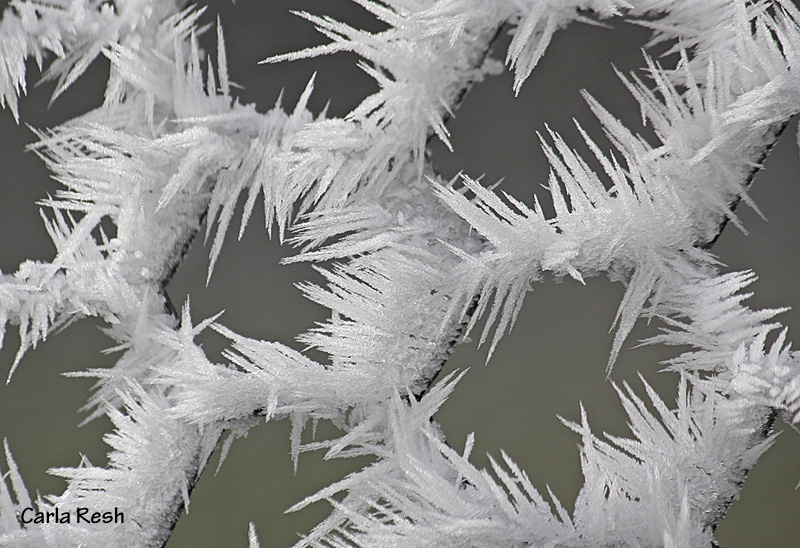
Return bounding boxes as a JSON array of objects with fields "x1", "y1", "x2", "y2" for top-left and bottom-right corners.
[{"x1": 1, "y1": 1, "x2": 799, "y2": 546}]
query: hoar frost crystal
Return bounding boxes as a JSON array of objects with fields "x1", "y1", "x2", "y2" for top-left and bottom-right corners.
[{"x1": 2, "y1": 0, "x2": 800, "y2": 547}]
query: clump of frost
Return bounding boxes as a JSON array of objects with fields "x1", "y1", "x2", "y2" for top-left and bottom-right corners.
[{"x1": 2, "y1": 1, "x2": 800, "y2": 547}]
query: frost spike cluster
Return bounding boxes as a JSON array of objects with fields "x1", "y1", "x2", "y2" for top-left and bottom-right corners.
[{"x1": 2, "y1": 1, "x2": 800, "y2": 547}]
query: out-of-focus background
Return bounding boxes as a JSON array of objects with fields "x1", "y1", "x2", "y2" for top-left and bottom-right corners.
[{"x1": 1, "y1": 1, "x2": 799, "y2": 546}]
